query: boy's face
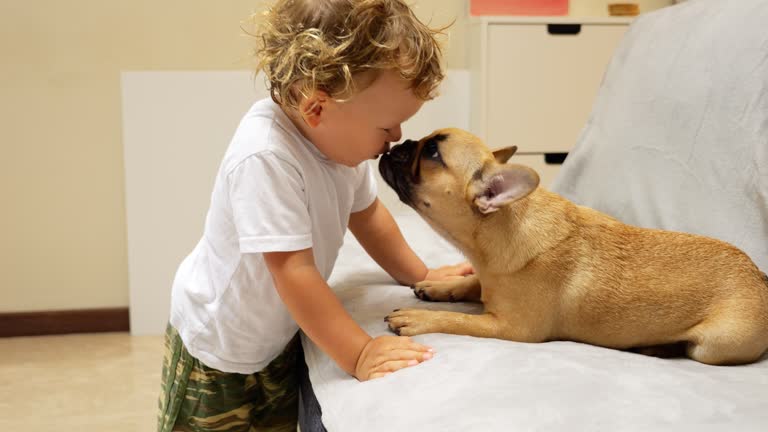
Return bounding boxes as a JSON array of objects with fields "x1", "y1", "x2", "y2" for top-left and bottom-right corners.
[{"x1": 299, "y1": 69, "x2": 425, "y2": 167}]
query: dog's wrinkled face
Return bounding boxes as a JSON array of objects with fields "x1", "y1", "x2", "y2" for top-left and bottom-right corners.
[{"x1": 379, "y1": 128, "x2": 540, "y2": 239}]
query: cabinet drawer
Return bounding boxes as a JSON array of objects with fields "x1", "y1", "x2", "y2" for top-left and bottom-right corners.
[
  {"x1": 485, "y1": 23, "x2": 627, "y2": 153},
  {"x1": 512, "y1": 153, "x2": 566, "y2": 189}
]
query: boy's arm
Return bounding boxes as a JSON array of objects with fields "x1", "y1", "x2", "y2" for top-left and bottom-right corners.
[
  {"x1": 263, "y1": 248, "x2": 433, "y2": 380},
  {"x1": 349, "y1": 198, "x2": 473, "y2": 286},
  {"x1": 348, "y1": 198, "x2": 427, "y2": 285}
]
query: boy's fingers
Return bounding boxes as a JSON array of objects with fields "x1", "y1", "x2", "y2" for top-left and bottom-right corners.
[
  {"x1": 386, "y1": 349, "x2": 435, "y2": 362},
  {"x1": 370, "y1": 336, "x2": 434, "y2": 356},
  {"x1": 446, "y1": 262, "x2": 473, "y2": 274},
  {"x1": 393, "y1": 340, "x2": 434, "y2": 353},
  {"x1": 390, "y1": 336, "x2": 433, "y2": 352},
  {"x1": 408, "y1": 343, "x2": 434, "y2": 353},
  {"x1": 370, "y1": 349, "x2": 434, "y2": 371},
  {"x1": 375, "y1": 359, "x2": 420, "y2": 374}
]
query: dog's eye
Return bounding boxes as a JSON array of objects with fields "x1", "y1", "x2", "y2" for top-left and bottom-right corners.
[{"x1": 423, "y1": 141, "x2": 440, "y2": 160}]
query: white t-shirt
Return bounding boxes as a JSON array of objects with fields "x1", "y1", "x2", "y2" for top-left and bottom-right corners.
[{"x1": 169, "y1": 98, "x2": 378, "y2": 373}]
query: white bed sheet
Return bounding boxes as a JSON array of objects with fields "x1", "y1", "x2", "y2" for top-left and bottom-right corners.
[{"x1": 303, "y1": 212, "x2": 768, "y2": 432}]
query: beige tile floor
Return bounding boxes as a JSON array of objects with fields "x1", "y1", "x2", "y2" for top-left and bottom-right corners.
[{"x1": 0, "y1": 332, "x2": 165, "y2": 432}]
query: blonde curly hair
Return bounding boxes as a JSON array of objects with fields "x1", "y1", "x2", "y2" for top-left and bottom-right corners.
[{"x1": 253, "y1": 0, "x2": 446, "y2": 110}]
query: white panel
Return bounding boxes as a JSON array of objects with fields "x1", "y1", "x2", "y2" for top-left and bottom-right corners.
[
  {"x1": 122, "y1": 71, "x2": 267, "y2": 335},
  {"x1": 122, "y1": 70, "x2": 470, "y2": 335}
]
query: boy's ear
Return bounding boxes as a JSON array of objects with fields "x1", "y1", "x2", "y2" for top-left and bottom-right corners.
[
  {"x1": 472, "y1": 164, "x2": 539, "y2": 214},
  {"x1": 299, "y1": 91, "x2": 329, "y2": 128}
]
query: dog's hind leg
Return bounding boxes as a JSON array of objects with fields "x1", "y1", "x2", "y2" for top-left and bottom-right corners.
[{"x1": 684, "y1": 318, "x2": 768, "y2": 365}]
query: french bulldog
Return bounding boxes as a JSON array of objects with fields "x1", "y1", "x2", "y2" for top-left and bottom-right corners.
[{"x1": 378, "y1": 128, "x2": 768, "y2": 365}]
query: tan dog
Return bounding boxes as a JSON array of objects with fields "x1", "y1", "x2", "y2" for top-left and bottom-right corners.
[{"x1": 378, "y1": 128, "x2": 768, "y2": 365}]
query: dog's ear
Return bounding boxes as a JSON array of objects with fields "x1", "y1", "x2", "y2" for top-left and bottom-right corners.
[
  {"x1": 473, "y1": 164, "x2": 539, "y2": 214},
  {"x1": 492, "y1": 146, "x2": 518, "y2": 164}
]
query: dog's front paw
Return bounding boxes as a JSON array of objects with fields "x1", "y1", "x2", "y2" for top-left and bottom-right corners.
[
  {"x1": 385, "y1": 308, "x2": 440, "y2": 336},
  {"x1": 413, "y1": 281, "x2": 447, "y2": 302},
  {"x1": 412, "y1": 279, "x2": 469, "y2": 302}
]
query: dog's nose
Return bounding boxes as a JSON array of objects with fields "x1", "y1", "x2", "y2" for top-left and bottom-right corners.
[
  {"x1": 390, "y1": 147, "x2": 409, "y2": 164},
  {"x1": 388, "y1": 139, "x2": 419, "y2": 165}
]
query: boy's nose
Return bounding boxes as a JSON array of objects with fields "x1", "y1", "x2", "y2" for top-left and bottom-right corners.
[{"x1": 387, "y1": 126, "x2": 402, "y2": 143}]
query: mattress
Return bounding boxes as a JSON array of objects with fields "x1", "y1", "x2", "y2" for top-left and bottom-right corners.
[
  {"x1": 301, "y1": 1, "x2": 768, "y2": 428},
  {"x1": 300, "y1": 211, "x2": 768, "y2": 432}
]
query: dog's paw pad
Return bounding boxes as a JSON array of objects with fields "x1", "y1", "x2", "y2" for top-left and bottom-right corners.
[{"x1": 414, "y1": 288, "x2": 434, "y2": 301}]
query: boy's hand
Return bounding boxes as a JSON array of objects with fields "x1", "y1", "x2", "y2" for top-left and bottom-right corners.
[
  {"x1": 354, "y1": 335, "x2": 434, "y2": 381},
  {"x1": 424, "y1": 262, "x2": 474, "y2": 282}
]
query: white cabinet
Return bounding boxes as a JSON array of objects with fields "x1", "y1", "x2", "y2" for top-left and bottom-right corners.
[{"x1": 470, "y1": 17, "x2": 631, "y2": 187}]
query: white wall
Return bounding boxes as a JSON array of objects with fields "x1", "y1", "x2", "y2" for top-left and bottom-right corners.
[
  {"x1": 3, "y1": 0, "x2": 674, "y2": 316},
  {"x1": 0, "y1": 0, "x2": 466, "y2": 315}
]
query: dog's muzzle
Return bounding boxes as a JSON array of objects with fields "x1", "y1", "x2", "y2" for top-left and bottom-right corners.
[{"x1": 378, "y1": 139, "x2": 420, "y2": 205}]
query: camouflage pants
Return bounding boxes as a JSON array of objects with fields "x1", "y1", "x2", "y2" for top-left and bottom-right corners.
[{"x1": 157, "y1": 324, "x2": 300, "y2": 432}]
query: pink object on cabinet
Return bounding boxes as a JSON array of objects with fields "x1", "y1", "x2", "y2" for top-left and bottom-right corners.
[{"x1": 470, "y1": 0, "x2": 569, "y2": 16}]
